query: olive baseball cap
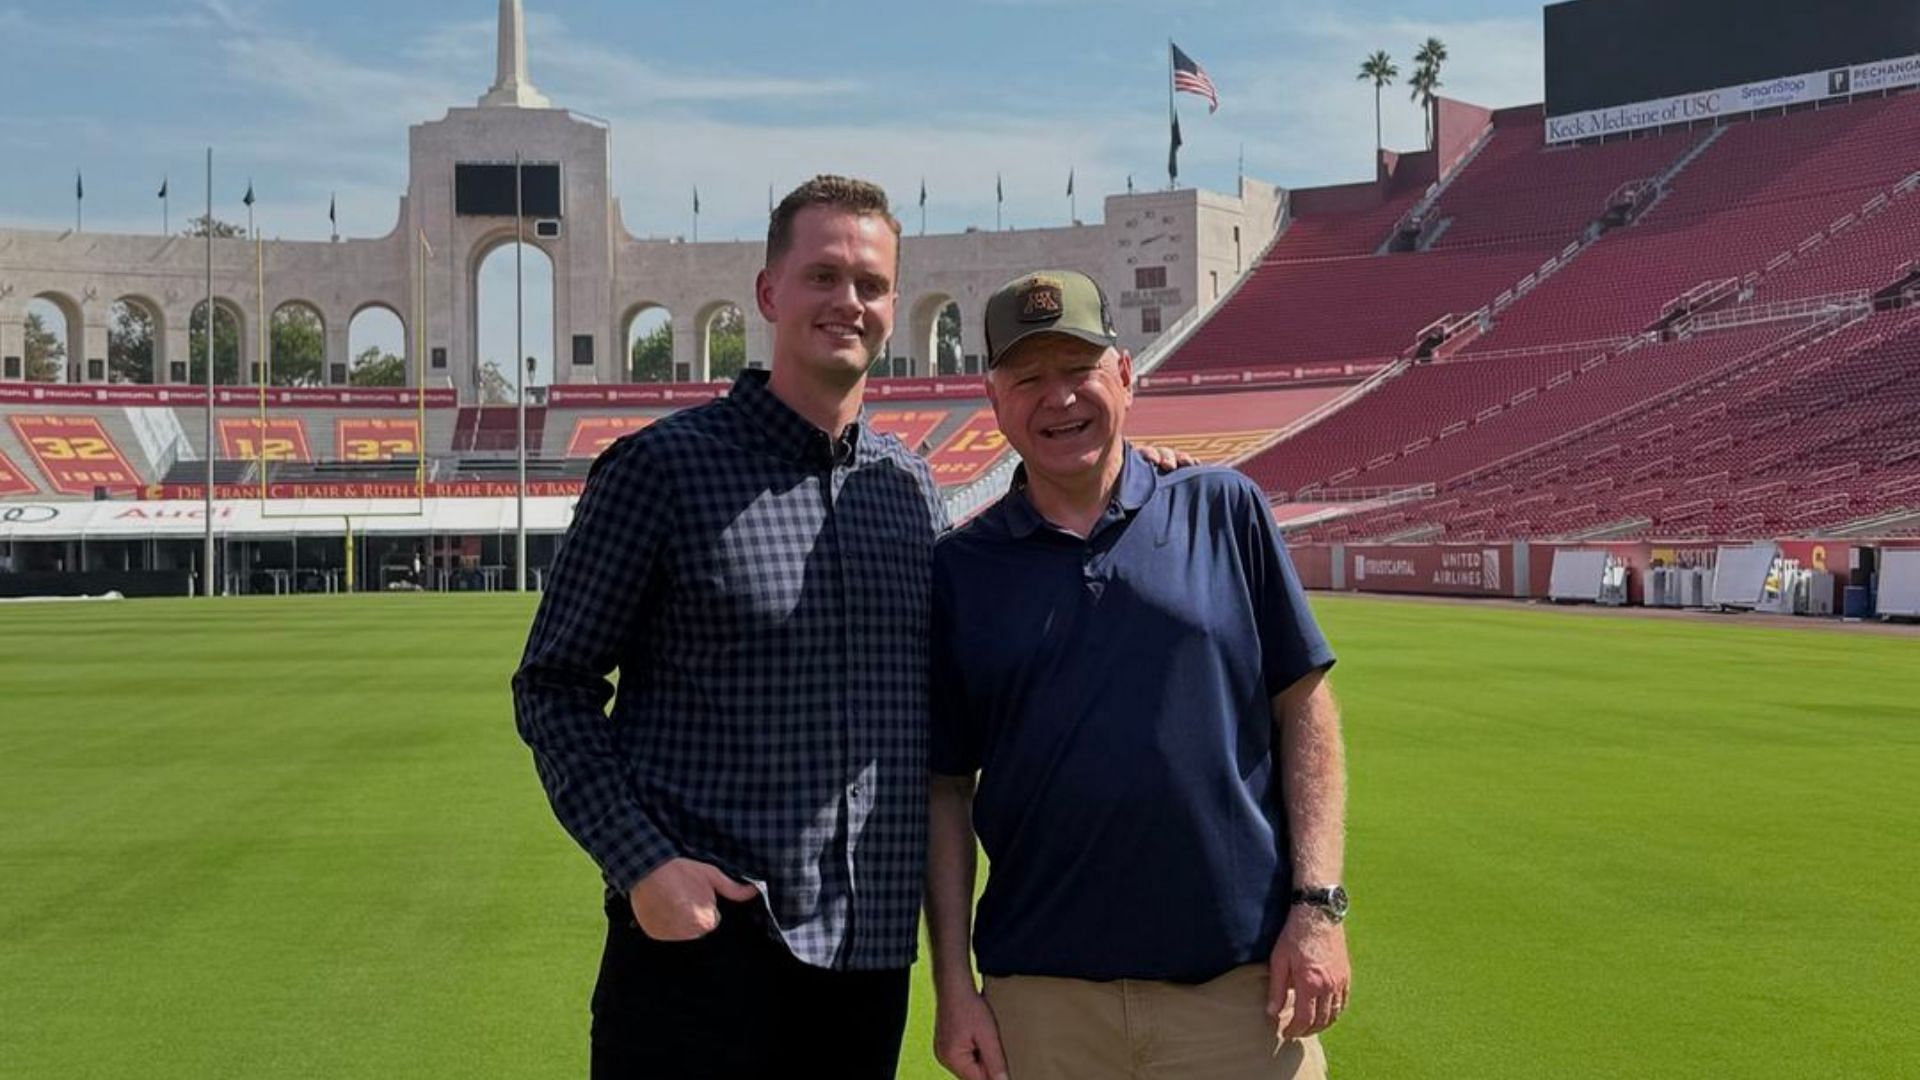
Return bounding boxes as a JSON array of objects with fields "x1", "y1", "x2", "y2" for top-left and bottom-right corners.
[{"x1": 983, "y1": 269, "x2": 1119, "y2": 368}]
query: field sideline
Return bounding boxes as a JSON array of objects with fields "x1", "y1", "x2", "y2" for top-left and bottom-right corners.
[{"x1": 2, "y1": 593, "x2": 1916, "y2": 1078}]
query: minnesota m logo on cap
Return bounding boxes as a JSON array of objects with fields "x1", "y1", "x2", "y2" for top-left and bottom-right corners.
[
  {"x1": 1017, "y1": 275, "x2": 1065, "y2": 323},
  {"x1": 985, "y1": 268, "x2": 1119, "y2": 367}
]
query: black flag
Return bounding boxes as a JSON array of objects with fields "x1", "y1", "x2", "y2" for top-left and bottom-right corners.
[
  {"x1": 329, "y1": 193, "x2": 337, "y2": 225},
  {"x1": 996, "y1": 173, "x2": 1003, "y2": 204},
  {"x1": 1066, "y1": 168, "x2": 1074, "y2": 197},
  {"x1": 157, "y1": 177, "x2": 168, "y2": 199},
  {"x1": 1169, "y1": 110, "x2": 1183, "y2": 185},
  {"x1": 243, "y1": 181, "x2": 255, "y2": 207},
  {"x1": 76, "y1": 172, "x2": 84, "y2": 200},
  {"x1": 919, "y1": 178, "x2": 927, "y2": 208},
  {"x1": 693, "y1": 186, "x2": 700, "y2": 215}
]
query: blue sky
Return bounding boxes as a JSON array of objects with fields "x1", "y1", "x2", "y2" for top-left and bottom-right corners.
[{"x1": 0, "y1": 0, "x2": 1548, "y2": 375}]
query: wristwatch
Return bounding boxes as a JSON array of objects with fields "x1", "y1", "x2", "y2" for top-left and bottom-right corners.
[{"x1": 1290, "y1": 884, "x2": 1350, "y2": 924}]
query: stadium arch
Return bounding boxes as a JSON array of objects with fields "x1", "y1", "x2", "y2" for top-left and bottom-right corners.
[
  {"x1": 347, "y1": 302, "x2": 409, "y2": 386},
  {"x1": 26, "y1": 291, "x2": 83, "y2": 382},
  {"x1": 269, "y1": 300, "x2": 327, "y2": 387},
  {"x1": 470, "y1": 235, "x2": 555, "y2": 393},
  {"x1": 694, "y1": 299, "x2": 750, "y2": 383},
  {"x1": 188, "y1": 298, "x2": 248, "y2": 386},
  {"x1": 108, "y1": 295, "x2": 164, "y2": 384},
  {"x1": 620, "y1": 301, "x2": 675, "y2": 383},
  {"x1": 906, "y1": 293, "x2": 966, "y2": 377}
]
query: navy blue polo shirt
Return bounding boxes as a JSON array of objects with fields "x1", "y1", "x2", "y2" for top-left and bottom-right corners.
[{"x1": 929, "y1": 445, "x2": 1335, "y2": 983}]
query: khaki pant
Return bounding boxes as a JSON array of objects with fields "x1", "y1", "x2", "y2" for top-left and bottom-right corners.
[{"x1": 982, "y1": 964, "x2": 1328, "y2": 1080}]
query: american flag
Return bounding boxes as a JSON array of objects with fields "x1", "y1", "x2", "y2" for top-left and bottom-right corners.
[{"x1": 1171, "y1": 42, "x2": 1218, "y2": 113}]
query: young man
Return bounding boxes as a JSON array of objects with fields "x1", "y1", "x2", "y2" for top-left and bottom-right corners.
[
  {"x1": 513, "y1": 175, "x2": 945, "y2": 1078},
  {"x1": 926, "y1": 270, "x2": 1352, "y2": 1080}
]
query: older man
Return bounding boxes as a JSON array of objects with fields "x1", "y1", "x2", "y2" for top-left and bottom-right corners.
[{"x1": 926, "y1": 270, "x2": 1351, "y2": 1080}]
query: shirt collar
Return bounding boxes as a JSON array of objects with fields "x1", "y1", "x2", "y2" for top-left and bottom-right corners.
[
  {"x1": 728, "y1": 368, "x2": 864, "y2": 466},
  {"x1": 1003, "y1": 442, "x2": 1157, "y2": 540}
]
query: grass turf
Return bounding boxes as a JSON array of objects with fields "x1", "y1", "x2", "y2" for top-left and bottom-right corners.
[{"x1": 1, "y1": 593, "x2": 1916, "y2": 1078}]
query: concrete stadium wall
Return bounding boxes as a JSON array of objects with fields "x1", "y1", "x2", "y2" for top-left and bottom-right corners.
[{"x1": 1298, "y1": 537, "x2": 1920, "y2": 606}]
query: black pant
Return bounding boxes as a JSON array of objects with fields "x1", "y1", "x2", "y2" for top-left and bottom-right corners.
[{"x1": 589, "y1": 897, "x2": 910, "y2": 1079}]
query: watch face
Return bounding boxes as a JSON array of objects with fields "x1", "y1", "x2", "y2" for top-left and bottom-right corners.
[{"x1": 1328, "y1": 886, "x2": 1350, "y2": 919}]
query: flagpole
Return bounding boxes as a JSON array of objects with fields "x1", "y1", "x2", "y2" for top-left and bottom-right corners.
[
  {"x1": 203, "y1": 147, "x2": 216, "y2": 598},
  {"x1": 1168, "y1": 40, "x2": 1176, "y2": 191},
  {"x1": 163, "y1": 178, "x2": 170, "y2": 236},
  {"x1": 514, "y1": 151, "x2": 528, "y2": 594},
  {"x1": 75, "y1": 172, "x2": 82, "y2": 233}
]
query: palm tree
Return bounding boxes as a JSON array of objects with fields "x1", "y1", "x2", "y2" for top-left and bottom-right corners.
[
  {"x1": 1409, "y1": 66, "x2": 1438, "y2": 150},
  {"x1": 1357, "y1": 51, "x2": 1399, "y2": 166},
  {"x1": 1412, "y1": 37, "x2": 1448, "y2": 151}
]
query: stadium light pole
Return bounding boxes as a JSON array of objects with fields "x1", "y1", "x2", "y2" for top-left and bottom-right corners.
[
  {"x1": 514, "y1": 152, "x2": 528, "y2": 593},
  {"x1": 203, "y1": 147, "x2": 216, "y2": 598}
]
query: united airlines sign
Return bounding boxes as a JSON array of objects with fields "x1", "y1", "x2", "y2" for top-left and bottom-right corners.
[{"x1": 1546, "y1": 51, "x2": 1920, "y2": 143}]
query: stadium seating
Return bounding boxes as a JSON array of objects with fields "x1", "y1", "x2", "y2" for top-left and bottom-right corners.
[
  {"x1": 453, "y1": 405, "x2": 548, "y2": 453},
  {"x1": 1426, "y1": 107, "x2": 1701, "y2": 251},
  {"x1": 1156, "y1": 248, "x2": 1547, "y2": 374},
  {"x1": 1471, "y1": 94, "x2": 1920, "y2": 350},
  {"x1": 1303, "y1": 313, "x2": 1920, "y2": 541}
]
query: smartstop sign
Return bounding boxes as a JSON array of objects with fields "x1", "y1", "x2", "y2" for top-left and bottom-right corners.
[{"x1": 1545, "y1": 52, "x2": 1920, "y2": 143}]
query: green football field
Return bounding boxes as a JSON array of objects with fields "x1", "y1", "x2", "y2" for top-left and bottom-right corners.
[{"x1": 2, "y1": 593, "x2": 1916, "y2": 1079}]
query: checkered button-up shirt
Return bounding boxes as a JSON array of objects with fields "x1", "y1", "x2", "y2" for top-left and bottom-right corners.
[{"x1": 512, "y1": 370, "x2": 949, "y2": 971}]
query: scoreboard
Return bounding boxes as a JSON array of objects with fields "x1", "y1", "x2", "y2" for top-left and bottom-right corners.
[{"x1": 1545, "y1": 0, "x2": 1920, "y2": 141}]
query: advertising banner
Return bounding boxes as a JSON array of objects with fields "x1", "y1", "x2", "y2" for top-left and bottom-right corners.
[
  {"x1": 150, "y1": 479, "x2": 586, "y2": 500},
  {"x1": 7, "y1": 414, "x2": 142, "y2": 495},
  {"x1": 547, "y1": 376, "x2": 988, "y2": 408},
  {"x1": 0, "y1": 384, "x2": 455, "y2": 408},
  {"x1": 1344, "y1": 544, "x2": 1512, "y2": 597},
  {"x1": 1546, "y1": 51, "x2": 1920, "y2": 143}
]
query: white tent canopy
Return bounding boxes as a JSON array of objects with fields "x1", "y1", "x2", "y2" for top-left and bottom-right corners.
[{"x1": 0, "y1": 498, "x2": 580, "y2": 541}]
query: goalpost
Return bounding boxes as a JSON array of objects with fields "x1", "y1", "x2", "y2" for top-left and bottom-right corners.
[{"x1": 244, "y1": 227, "x2": 434, "y2": 593}]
